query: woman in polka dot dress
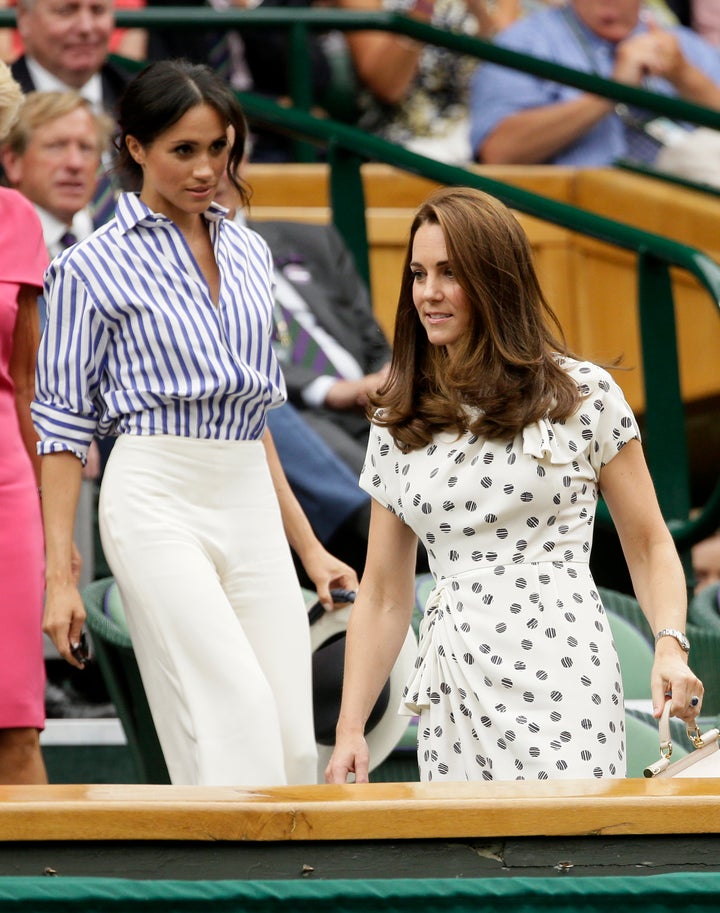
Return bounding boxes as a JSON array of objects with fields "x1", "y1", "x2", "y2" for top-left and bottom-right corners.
[{"x1": 325, "y1": 186, "x2": 704, "y2": 784}]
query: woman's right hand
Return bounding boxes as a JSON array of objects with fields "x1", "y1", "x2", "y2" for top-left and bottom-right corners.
[
  {"x1": 43, "y1": 581, "x2": 87, "y2": 669},
  {"x1": 324, "y1": 729, "x2": 370, "y2": 784}
]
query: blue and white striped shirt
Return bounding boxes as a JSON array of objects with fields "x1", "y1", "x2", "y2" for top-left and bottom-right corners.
[{"x1": 33, "y1": 192, "x2": 286, "y2": 463}]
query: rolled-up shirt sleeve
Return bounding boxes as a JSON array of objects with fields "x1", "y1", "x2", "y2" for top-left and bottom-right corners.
[{"x1": 32, "y1": 259, "x2": 109, "y2": 465}]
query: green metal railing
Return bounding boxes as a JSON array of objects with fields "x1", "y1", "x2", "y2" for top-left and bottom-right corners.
[
  {"x1": 5, "y1": 6, "x2": 720, "y2": 130},
  {"x1": 5, "y1": 7, "x2": 718, "y2": 558}
]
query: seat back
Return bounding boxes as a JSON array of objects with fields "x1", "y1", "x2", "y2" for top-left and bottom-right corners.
[
  {"x1": 600, "y1": 585, "x2": 720, "y2": 717},
  {"x1": 605, "y1": 608, "x2": 654, "y2": 701},
  {"x1": 624, "y1": 707, "x2": 689, "y2": 778},
  {"x1": 82, "y1": 577, "x2": 171, "y2": 784}
]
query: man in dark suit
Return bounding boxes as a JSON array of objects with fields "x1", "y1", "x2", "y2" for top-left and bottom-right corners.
[
  {"x1": 12, "y1": 0, "x2": 131, "y2": 111},
  {"x1": 250, "y1": 218, "x2": 392, "y2": 476}
]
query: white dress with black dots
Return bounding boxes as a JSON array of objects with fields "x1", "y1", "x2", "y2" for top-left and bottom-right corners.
[{"x1": 360, "y1": 359, "x2": 640, "y2": 781}]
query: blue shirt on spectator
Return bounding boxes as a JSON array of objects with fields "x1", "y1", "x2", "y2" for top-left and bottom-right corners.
[
  {"x1": 33, "y1": 192, "x2": 286, "y2": 463},
  {"x1": 469, "y1": 5, "x2": 720, "y2": 166}
]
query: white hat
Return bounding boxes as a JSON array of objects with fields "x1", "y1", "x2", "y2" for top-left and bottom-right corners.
[{"x1": 309, "y1": 599, "x2": 418, "y2": 779}]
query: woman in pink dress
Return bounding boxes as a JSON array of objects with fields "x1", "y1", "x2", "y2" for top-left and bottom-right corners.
[{"x1": 0, "y1": 60, "x2": 50, "y2": 784}]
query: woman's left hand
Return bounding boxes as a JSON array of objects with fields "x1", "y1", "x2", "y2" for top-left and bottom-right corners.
[{"x1": 301, "y1": 546, "x2": 359, "y2": 611}]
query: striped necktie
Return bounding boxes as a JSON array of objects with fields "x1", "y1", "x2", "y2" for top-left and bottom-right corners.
[
  {"x1": 59, "y1": 230, "x2": 78, "y2": 250},
  {"x1": 90, "y1": 168, "x2": 118, "y2": 228},
  {"x1": 273, "y1": 302, "x2": 341, "y2": 377},
  {"x1": 615, "y1": 103, "x2": 664, "y2": 164}
]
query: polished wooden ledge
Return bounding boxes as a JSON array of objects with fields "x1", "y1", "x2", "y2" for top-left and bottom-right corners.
[{"x1": 1, "y1": 779, "x2": 720, "y2": 843}]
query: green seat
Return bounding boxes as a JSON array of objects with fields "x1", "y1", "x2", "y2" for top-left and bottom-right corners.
[
  {"x1": 605, "y1": 608, "x2": 654, "y2": 701},
  {"x1": 87, "y1": 579, "x2": 411, "y2": 783},
  {"x1": 598, "y1": 587, "x2": 653, "y2": 644},
  {"x1": 599, "y1": 586, "x2": 720, "y2": 717},
  {"x1": 688, "y1": 582, "x2": 720, "y2": 630},
  {"x1": 82, "y1": 577, "x2": 171, "y2": 784}
]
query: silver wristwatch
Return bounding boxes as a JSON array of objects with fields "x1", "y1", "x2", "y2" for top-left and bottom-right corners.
[{"x1": 654, "y1": 628, "x2": 690, "y2": 653}]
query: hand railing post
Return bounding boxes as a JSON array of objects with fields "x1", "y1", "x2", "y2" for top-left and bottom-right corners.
[
  {"x1": 636, "y1": 252, "x2": 693, "y2": 581},
  {"x1": 288, "y1": 20, "x2": 317, "y2": 163},
  {"x1": 327, "y1": 141, "x2": 371, "y2": 291}
]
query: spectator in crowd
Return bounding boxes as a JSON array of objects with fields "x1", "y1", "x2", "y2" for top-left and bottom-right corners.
[
  {"x1": 0, "y1": 0, "x2": 147, "y2": 66},
  {"x1": 470, "y1": 0, "x2": 720, "y2": 169},
  {"x1": 11, "y1": 0, "x2": 131, "y2": 107},
  {"x1": 691, "y1": 530, "x2": 720, "y2": 595},
  {"x1": 143, "y1": 0, "x2": 253, "y2": 91},
  {"x1": 313, "y1": 0, "x2": 673, "y2": 167},
  {"x1": 239, "y1": 0, "x2": 524, "y2": 162},
  {"x1": 0, "y1": 59, "x2": 50, "y2": 783},
  {"x1": 689, "y1": 2, "x2": 720, "y2": 48},
  {"x1": 249, "y1": 216, "x2": 392, "y2": 476},
  {"x1": 1, "y1": 91, "x2": 112, "y2": 259},
  {"x1": 329, "y1": 0, "x2": 498, "y2": 165}
]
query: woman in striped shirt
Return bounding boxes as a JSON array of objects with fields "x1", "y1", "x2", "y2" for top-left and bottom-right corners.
[{"x1": 33, "y1": 59, "x2": 358, "y2": 786}]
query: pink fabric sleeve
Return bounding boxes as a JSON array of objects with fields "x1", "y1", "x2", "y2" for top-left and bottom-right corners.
[{"x1": 0, "y1": 188, "x2": 49, "y2": 286}]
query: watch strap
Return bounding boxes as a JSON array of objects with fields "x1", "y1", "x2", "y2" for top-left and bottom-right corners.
[{"x1": 654, "y1": 628, "x2": 690, "y2": 653}]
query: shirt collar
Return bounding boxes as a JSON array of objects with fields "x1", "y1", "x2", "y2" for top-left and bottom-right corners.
[
  {"x1": 36, "y1": 205, "x2": 68, "y2": 250},
  {"x1": 115, "y1": 192, "x2": 230, "y2": 234},
  {"x1": 36, "y1": 205, "x2": 94, "y2": 257},
  {"x1": 25, "y1": 57, "x2": 104, "y2": 111}
]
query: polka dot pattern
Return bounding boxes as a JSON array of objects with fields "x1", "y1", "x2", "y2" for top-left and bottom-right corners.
[{"x1": 360, "y1": 359, "x2": 639, "y2": 782}]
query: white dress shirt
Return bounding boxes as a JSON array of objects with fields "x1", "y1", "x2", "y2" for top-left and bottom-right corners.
[
  {"x1": 36, "y1": 205, "x2": 94, "y2": 259},
  {"x1": 25, "y1": 58, "x2": 104, "y2": 113}
]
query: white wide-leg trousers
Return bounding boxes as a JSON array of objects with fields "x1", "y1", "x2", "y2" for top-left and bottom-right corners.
[{"x1": 99, "y1": 434, "x2": 318, "y2": 786}]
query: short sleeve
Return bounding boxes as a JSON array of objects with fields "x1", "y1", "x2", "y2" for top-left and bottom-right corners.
[
  {"x1": 359, "y1": 420, "x2": 400, "y2": 516},
  {"x1": 578, "y1": 364, "x2": 641, "y2": 475}
]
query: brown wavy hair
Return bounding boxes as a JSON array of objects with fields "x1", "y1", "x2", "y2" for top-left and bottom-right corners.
[{"x1": 371, "y1": 187, "x2": 581, "y2": 451}]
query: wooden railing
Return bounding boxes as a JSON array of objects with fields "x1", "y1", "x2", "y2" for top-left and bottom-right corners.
[{"x1": 2, "y1": 779, "x2": 720, "y2": 842}]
